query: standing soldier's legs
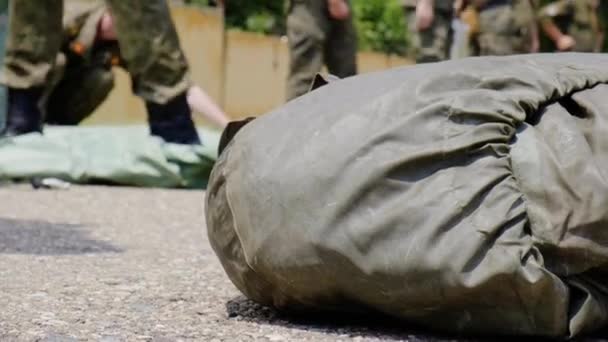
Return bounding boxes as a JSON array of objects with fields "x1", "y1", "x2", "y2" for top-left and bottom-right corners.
[
  {"x1": 1, "y1": 0, "x2": 63, "y2": 135},
  {"x1": 286, "y1": 0, "x2": 327, "y2": 101},
  {"x1": 104, "y1": 0, "x2": 188, "y2": 105},
  {"x1": 105, "y1": 0, "x2": 199, "y2": 144},
  {"x1": 406, "y1": 8, "x2": 453, "y2": 63},
  {"x1": 2, "y1": 0, "x2": 63, "y2": 89},
  {"x1": 325, "y1": 5, "x2": 357, "y2": 80},
  {"x1": 431, "y1": 12, "x2": 453, "y2": 62}
]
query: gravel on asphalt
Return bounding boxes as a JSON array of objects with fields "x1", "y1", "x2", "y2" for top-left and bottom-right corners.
[{"x1": 0, "y1": 185, "x2": 493, "y2": 341}]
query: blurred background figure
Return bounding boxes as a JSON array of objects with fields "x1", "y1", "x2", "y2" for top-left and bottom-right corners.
[
  {"x1": 470, "y1": 0, "x2": 539, "y2": 56},
  {"x1": 539, "y1": 0, "x2": 604, "y2": 52},
  {"x1": 286, "y1": 0, "x2": 358, "y2": 101},
  {"x1": 451, "y1": 0, "x2": 479, "y2": 58},
  {"x1": 1, "y1": 0, "x2": 201, "y2": 144},
  {"x1": 402, "y1": 0, "x2": 455, "y2": 63},
  {"x1": 43, "y1": 2, "x2": 228, "y2": 129}
]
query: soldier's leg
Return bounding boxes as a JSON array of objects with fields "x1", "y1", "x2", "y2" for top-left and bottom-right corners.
[
  {"x1": 405, "y1": 8, "x2": 452, "y2": 63},
  {"x1": 325, "y1": 2, "x2": 357, "y2": 79},
  {"x1": 404, "y1": 8, "x2": 420, "y2": 61},
  {"x1": 105, "y1": 0, "x2": 199, "y2": 144},
  {"x1": 513, "y1": 0, "x2": 538, "y2": 53},
  {"x1": 2, "y1": 0, "x2": 63, "y2": 89},
  {"x1": 478, "y1": 6, "x2": 522, "y2": 56},
  {"x1": 286, "y1": 0, "x2": 327, "y2": 101},
  {"x1": 46, "y1": 66, "x2": 114, "y2": 125},
  {"x1": 433, "y1": 12, "x2": 453, "y2": 61},
  {"x1": 1, "y1": 0, "x2": 63, "y2": 136},
  {"x1": 418, "y1": 11, "x2": 452, "y2": 63}
]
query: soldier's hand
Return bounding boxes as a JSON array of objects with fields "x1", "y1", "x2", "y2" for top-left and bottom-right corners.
[
  {"x1": 328, "y1": 0, "x2": 350, "y2": 20},
  {"x1": 416, "y1": 0, "x2": 434, "y2": 31},
  {"x1": 557, "y1": 35, "x2": 575, "y2": 51}
]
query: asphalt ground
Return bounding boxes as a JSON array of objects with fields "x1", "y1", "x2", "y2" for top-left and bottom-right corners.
[{"x1": 0, "y1": 185, "x2": 522, "y2": 341}]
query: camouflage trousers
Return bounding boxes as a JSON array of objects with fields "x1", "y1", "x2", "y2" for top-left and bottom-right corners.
[
  {"x1": 477, "y1": 2, "x2": 535, "y2": 56},
  {"x1": 405, "y1": 8, "x2": 453, "y2": 63},
  {"x1": 286, "y1": 0, "x2": 358, "y2": 101},
  {"x1": 2, "y1": 0, "x2": 189, "y2": 104}
]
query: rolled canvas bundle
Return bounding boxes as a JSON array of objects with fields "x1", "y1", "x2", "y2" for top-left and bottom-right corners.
[{"x1": 206, "y1": 54, "x2": 608, "y2": 338}]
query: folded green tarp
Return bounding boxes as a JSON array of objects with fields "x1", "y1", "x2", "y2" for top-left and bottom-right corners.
[
  {"x1": 0, "y1": 126, "x2": 219, "y2": 188},
  {"x1": 206, "y1": 53, "x2": 608, "y2": 338}
]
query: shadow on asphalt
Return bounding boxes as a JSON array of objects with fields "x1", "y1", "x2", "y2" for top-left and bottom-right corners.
[
  {"x1": 0, "y1": 218, "x2": 123, "y2": 255},
  {"x1": 225, "y1": 296, "x2": 566, "y2": 342}
]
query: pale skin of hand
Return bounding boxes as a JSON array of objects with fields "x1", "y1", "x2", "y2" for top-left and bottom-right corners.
[
  {"x1": 98, "y1": 12, "x2": 117, "y2": 40},
  {"x1": 416, "y1": 0, "x2": 435, "y2": 31},
  {"x1": 327, "y1": 0, "x2": 350, "y2": 20},
  {"x1": 541, "y1": 17, "x2": 576, "y2": 52},
  {"x1": 557, "y1": 35, "x2": 576, "y2": 51},
  {"x1": 187, "y1": 85, "x2": 230, "y2": 129}
]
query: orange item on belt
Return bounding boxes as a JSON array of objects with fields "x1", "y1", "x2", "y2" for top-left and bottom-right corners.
[{"x1": 70, "y1": 42, "x2": 86, "y2": 56}]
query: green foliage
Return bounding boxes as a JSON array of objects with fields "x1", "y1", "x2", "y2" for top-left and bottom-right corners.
[
  {"x1": 185, "y1": 0, "x2": 209, "y2": 6},
  {"x1": 244, "y1": 11, "x2": 279, "y2": 34},
  {"x1": 224, "y1": 0, "x2": 285, "y2": 35},
  {"x1": 183, "y1": 0, "x2": 283, "y2": 34},
  {"x1": 352, "y1": 0, "x2": 408, "y2": 55}
]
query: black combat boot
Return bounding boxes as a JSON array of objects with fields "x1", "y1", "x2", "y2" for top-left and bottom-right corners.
[
  {"x1": 146, "y1": 93, "x2": 201, "y2": 145},
  {"x1": 2, "y1": 87, "x2": 44, "y2": 137}
]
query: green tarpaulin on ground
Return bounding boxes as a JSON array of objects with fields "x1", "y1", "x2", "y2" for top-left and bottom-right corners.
[
  {"x1": 0, "y1": 126, "x2": 219, "y2": 188},
  {"x1": 207, "y1": 53, "x2": 608, "y2": 338}
]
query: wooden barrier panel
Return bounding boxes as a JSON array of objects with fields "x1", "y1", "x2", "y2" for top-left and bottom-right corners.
[{"x1": 224, "y1": 31, "x2": 289, "y2": 119}]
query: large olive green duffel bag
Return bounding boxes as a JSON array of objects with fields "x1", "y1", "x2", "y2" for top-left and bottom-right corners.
[{"x1": 206, "y1": 54, "x2": 608, "y2": 338}]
